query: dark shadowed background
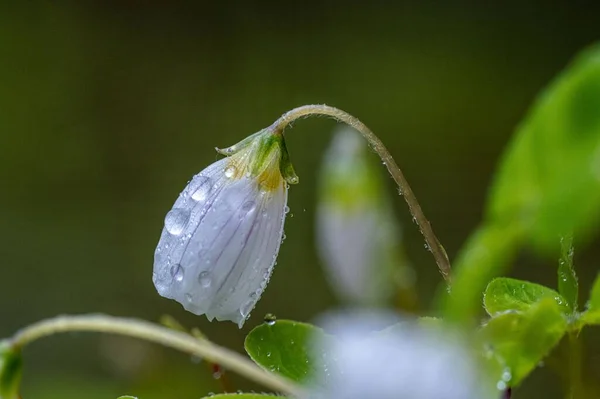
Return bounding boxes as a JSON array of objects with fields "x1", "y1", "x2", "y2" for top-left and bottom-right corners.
[{"x1": 1, "y1": 2, "x2": 600, "y2": 398}]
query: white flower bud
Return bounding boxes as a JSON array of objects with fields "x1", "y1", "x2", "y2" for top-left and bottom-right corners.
[
  {"x1": 153, "y1": 129, "x2": 297, "y2": 327},
  {"x1": 317, "y1": 128, "x2": 414, "y2": 306}
]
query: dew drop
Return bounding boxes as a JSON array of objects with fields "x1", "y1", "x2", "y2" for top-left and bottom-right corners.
[
  {"x1": 225, "y1": 166, "x2": 236, "y2": 178},
  {"x1": 192, "y1": 176, "x2": 212, "y2": 201},
  {"x1": 240, "y1": 299, "x2": 254, "y2": 318},
  {"x1": 170, "y1": 264, "x2": 184, "y2": 282},
  {"x1": 264, "y1": 313, "x2": 277, "y2": 326},
  {"x1": 284, "y1": 205, "x2": 290, "y2": 214},
  {"x1": 267, "y1": 351, "x2": 272, "y2": 358},
  {"x1": 198, "y1": 271, "x2": 212, "y2": 288},
  {"x1": 165, "y1": 208, "x2": 190, "y2": 235},
  {"x1": 190, "y1": 355, "x2": 202, "y2": 364},
  {"x1": 240, "y1": 201, "x2": 256, "y2": 217},
  {"x1": 555, "y1": 296, "x2": 564, "y2": 305},
  {"x1": 185, "y1": 293, "x2": 193, "y2": 303}
]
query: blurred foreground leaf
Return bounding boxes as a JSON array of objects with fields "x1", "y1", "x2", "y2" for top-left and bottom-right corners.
[
  {"x1": 244, "y1": 320, "x2": 329, "y2": 385},
  {"x1": 0, "y1": 342, "x2": 22, "y2": 399},
  {"x1": 484, "y1": 277, "x2": 569, "y2": 316},
  {"x1": 479, "y1": 298, "x2": 567, "y2": 387},
  {"x1": 443, "y1": 43, "x2": 600, "y2": 324},
  {"x1": 580, "y1": 273, "x2": 600, "y2": 325},
  {"x1": 557, "y1": 235, "x2": 578, "y2": 312}
]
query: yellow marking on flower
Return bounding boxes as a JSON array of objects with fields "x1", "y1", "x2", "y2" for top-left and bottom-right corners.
[{"x1": 226, "y1": 139, "x2": 285, "y2": 192}]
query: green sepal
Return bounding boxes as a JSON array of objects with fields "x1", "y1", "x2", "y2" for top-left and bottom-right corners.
[
  {"x1": 216, "y1": 130, "x2": 265, "y2": 156},
  {"x1": 0, "y1": 342, "x2": 22, "y2": 399},
  {"x1": 278, "y1": 135, "x2": 299, "y2": 185}
]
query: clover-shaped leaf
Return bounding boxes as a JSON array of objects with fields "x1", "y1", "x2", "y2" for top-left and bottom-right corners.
[
  {"x1": 245, "y1": 320, "x2": 331, "y2": 385},
  {"x1": 479, "y1": 298, "x2": 567, "y2": 387},
  {"x1": 484, "y1": 277, "x2": 570, "y2": 316}
]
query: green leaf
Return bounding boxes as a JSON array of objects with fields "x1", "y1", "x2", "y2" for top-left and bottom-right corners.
[
  {"x1": 0, "y1": 342, "x2": 22, "y2": 399},
  {"x1": 200, "y1": 395, "x2": 286, "y2": 399},
  {"x1": 487, "y1": 43, "x2": 600, "y2": 250},
  {"x1": 558, "y1": 235, "x2": 578, "y2": 312},
  {"x1": 484, "y1": 277, "x2": 570, "y2": 316},
  {"x1": 580, "y1": 273, "x2": 600, "y2": 325},
  {"x1": 479, "y1": 298, "x2": 568, "y2": 387},
  {"x1": 244, "y1": 320, "x2": 329, "y2": 384},
  {"x1": 442, "y1": 44, "x2": 600, "y2": 325}
]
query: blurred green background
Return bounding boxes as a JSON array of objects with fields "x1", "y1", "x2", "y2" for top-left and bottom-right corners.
[{"x1": 1, "y1": 2, "x2": 600, "y2": 398}]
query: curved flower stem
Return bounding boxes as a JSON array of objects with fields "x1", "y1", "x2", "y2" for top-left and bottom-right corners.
[
  {"x1": 272, "y1": 104, "x2": 452, "y2": 284},
  {"x1": 8, "y1": 314, "x2": 305, "y2": 397}
]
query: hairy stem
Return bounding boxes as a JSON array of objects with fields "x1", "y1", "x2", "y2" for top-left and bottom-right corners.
[
  {"x1": 272, "y1": 104, "x2": 451, "y2": 284},
  {"x1": 9, "y1": 314, "x2": 305, "y2": 397}
]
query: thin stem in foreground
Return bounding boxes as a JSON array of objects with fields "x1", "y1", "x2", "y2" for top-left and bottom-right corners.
[
  {"x1": 567, "y1": 331, "x2": 583, "y2": 399},
  {"x1": 9, "y1": 314, "x2": 304, "y2": 397},
  {"x1": 272, "y1": 104, "x2": 452, "y2": 284}
]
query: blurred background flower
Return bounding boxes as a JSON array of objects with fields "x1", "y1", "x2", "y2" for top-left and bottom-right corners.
[
  {"x1": 316, "y1": 127, "x2": 416, "y2": 309},
  {"x1": 1, "y1": 2, "x2": 600, "y2": 398},
  {"x1": 310, "y1": 312, "x2": 496, "y2": 399}
]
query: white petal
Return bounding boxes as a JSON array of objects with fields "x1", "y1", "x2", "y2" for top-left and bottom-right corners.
[
  {"x1": 317, "y1": 204, "x2": 399, "y2": 305},
  {"x1": 153, "y1": 158, "x2": 287, "y2": 327}
]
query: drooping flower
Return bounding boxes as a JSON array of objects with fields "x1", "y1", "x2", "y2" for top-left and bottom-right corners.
[
  {"x1": 316, "y1": 128, "x2": 414, "y2": 307},
  {"x1": 153, "y1": 128, "x2": 298, "y2": 327},
  {"x1": 309, "y1": 312, "x2": 496, "y2": 399}
]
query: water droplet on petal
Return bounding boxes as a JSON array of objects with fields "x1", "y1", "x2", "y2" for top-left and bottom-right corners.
[
  {"x1": 192, "y1": 176, "x2": 212, "y2": 201},
  {"x1": 165, "y1": 208, "x2": 190, "y2": 235},
  {"x1": 185, "y1": 293, "x2": 193, "y2": 303},
  {"x1": 225, "y1": 166, "x2": 236, "y2": 178},
  {"x1": 170, "y1": 264, "x2": 184, "y2": 282},
  {"x1": 240, "y1": 201, "x2": 256, "y2": 218},
  {"x1": 240, "y1": 299, "x2": 254, "y2": 319},
  {"x1": 284, "y1": 205, "x2": 290, "y2": 214},
  {"x1": 198, "y1": 271, "x2": 212, "y2": 288}
]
